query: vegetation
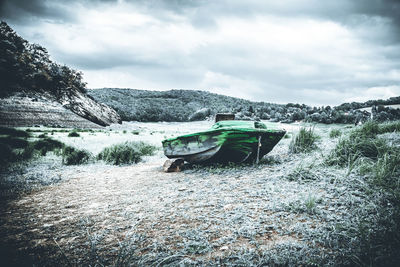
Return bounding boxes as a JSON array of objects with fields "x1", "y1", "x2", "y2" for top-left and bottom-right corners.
[
  {"x1": 0, "y1": 21, "x2": 87, "y2": 97},
  {"x1": 68, "y1": 130, "x2": 80, "y2": 137},
  {"x1": 324, "y1": 120, "x2": 400, "y2": 265},
  {"x1": 62, "y1": 146, "x2": 91, "y2": 165},
  {"x1": 89, "y1": 88, "x2": 400, "y2": 123},
  {"x1": 289, "y1": 127, "x2": 319, "y2": 153},
  {"x1": 329, "y1": 128, "x2": 341, "y2": 138},
  {"x1": 97, "y1": 141, "x2": 157, "y2": 165},
  {"x1": 326, "y1": 121, "x2": 400, "y2": 167},
  {"x1": 0, "y1": 127, "x2": 93, "y2": 168}
]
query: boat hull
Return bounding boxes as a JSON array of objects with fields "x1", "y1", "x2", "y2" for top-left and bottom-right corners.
[{"x1": 162, "y1": 128, "x2": 285, "y2": 164}]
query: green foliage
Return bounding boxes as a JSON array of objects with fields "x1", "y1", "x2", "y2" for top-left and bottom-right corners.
[
  {"x1": 304, "y1": 194, "x2": 317, "y2": 214},
  {"x1": 30, "y1": 137, "x2": 64, "y2": 156},
  {"x1": 0, "y1": 127, "x2": 31, "y2": 137},
  {"x1": 97, "y1": 141, "x2": 157, "y2": 165},
  {"x1": 289, "y1": 127, "x2": 319, "y2": 153},
  {"x1": 287, "y1": 163, "x2": 318, "y2": 181},
  {"x1": 326, "y1": 121, "x2": 400, "y2": 265},
  {"x1": 131, "y1": 130, "x2": 140, "y2": 135},
  {"x1": 329, "y1": 129, "x2": 341, "y2": 138},
  {"x1": 0, "y1": 136, "x2": 29, "y2": 149},
  {"x1": 325, "y1": 121, "x2": 399, "y2": 167},
  {"x1": 62, "y1": 146, "x2": 91, "y2": 165},
  {"x1": 0, "y1": 143, "x2": 18, "y2": 167},
  {"x1": 0, "y1": 21, "x2": 87, "y2": 97},
  {"x1": 68, "y1": 130, "x2": 80, "y2": 137},
  {"x1": 326, "y1": 136, "x2": 389, "y2": 167}
]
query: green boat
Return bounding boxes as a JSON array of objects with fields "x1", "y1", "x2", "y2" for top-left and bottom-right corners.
[{"x1": 162, "y1": 120, "x2": 286, "y2": 164}]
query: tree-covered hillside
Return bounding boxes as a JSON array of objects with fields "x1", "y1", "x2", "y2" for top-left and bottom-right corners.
[
  {"x1": 0, "y1": 21, "x2": 120, "y2": 127},
  {"x1": 88, "y1": 88, "x2": 282, "y2": 122},
  {"x1": 0, "y1": 21, "x2": 87, "y2": 97},
  {"x1": 89, "y1": 88, "x2": 400, "y2": 123}
]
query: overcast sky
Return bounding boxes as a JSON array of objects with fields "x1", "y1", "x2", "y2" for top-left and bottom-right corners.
[{"x1": 1, "y1": 0, "x2": 400, "y2": 105}]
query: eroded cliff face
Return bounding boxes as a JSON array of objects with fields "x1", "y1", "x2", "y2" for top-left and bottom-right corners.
[
  {"x1": 58, "y1": 90, "x2": 121, "y2": 127},
  {"x1": 0, "y1": 91, "x2": 121, "y2": 128}
]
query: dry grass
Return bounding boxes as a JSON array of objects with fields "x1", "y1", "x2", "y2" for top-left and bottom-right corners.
[{"x1": 0, "y1": 122, "x2": 399, "y2": 266}]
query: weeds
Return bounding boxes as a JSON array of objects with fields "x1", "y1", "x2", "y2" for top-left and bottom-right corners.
[
  {"x1": 0, "y1": 127, "x2": 31, "y2": 138},
  {"x1": 68, "y1": 130, "x2": 80, "y2": 137},
  {"x1": 97, "y1": 141, "x2": 157, "y2": 165},
  {"x1": 289, "y1": 127, "x2": 319, "y2": 153},
  {"x1": 304, "y1": 194, "x2": 317, "y2": 214},
  {"x1": 62, "y1": 146, "x2": 91, "y2": 165},
  {"x1": 287, "y1": 163, "x2": 318, "y2": 182},
  {"x1": 329, "y1": 129, "x2": 341, "y2": 138},
  {"x1": 325, "y1": 120, "x2": 400, "y2": 265}
]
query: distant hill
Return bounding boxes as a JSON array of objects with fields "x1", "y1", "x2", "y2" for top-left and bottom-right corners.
[
  {"x1": 88, "y1": 88, "x2": 283, "y2": 122},
  {"x1": 89, "y1": 88, "x2": 400, "y2": 124}
]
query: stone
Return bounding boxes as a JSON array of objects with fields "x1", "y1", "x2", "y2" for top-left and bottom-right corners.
[{"x1": 163, "y1": 158, "x2": 185, "y2": 172}]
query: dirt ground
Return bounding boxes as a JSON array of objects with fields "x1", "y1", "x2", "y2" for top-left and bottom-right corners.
[{"x1": 0, "y1": 122, "x2": 371, "y2": 266}]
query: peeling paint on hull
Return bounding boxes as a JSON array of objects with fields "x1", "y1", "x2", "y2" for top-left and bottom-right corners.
[{"x1": 162, "y1": 121, "x2": 286, "y2": 164}]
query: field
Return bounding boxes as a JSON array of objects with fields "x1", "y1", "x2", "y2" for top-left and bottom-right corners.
[{"x1": 1, "y1": 121, "x2": 399, "y2": 266}]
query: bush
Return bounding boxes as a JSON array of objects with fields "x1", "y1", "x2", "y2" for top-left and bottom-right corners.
[
  {"x1": 68, "y1": 130, "x2": 80, "y2": 137},
  {"x1": 326, "y1": 135, "x2": 389, "y2": 167},
  {"x1": 289, "y1": 127, "x2": 319, "y2": 153},
  {"x1": 62, "y1": 146, "x2": 91, "y2": 165},
  {"x1": 0, "y1": 136, "x2": 29, "y2": 149},
  {"x1": 31, "y1": 138, "x2": 64, "y2": 156},
  {"x1": 0, "y1": 143, "x2": 17, "y2": 167},
  {"x1": 329, "y1": 129, "x2": 341, "y2": 138},
  {"x1": 0, "y1": 127, "x2": 31, "y2": 138},
  {"x1": 97, "y1": 141, "x2": 157, "y2": 165}
]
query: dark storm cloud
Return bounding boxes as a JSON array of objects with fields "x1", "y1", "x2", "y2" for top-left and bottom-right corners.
[{"x1": 0, "y1": 0, "x2": 118, "y2": 23}]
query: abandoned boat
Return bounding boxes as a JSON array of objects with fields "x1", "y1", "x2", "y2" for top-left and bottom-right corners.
[{"x1": 162, "y1": 120, "x2": 286, "y2": 164}]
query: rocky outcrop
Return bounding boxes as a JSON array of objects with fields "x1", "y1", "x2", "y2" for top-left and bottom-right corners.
[
  {"x1": 58, "y1": 90, "x2": 121, "y2": 127},
  {"x1": 0, "y1": 91, "x2": 121, "y2": 128},
  {"x1": 0, "y1": 93, "x2": 100, "y2": 128}
]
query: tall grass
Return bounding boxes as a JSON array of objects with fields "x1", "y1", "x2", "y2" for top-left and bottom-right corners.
[
  {"x1": 0, "y1": 127, "x2": 31, "y2": 137},
  {"x1": 0, "y1": 126, "x2": 92, "y2": 168},
  {"x1": 329, "y1": 129, "x2": 341, "y2": 138},
  {"x1": 289, "y1": 127, "x2": 319, "y2": 153},
  {"x1": 97, "y1": 141, "x2": 157, "y2": 165},
  {"x1": 68, "y1": 130, "x2": 80, "y2": 137},
  {"x1": 326, "y1": 120, "x2": 400, "y2": 265},
  {"x1": 62, "y1": 146, "x2": 92, "y2": 165}
]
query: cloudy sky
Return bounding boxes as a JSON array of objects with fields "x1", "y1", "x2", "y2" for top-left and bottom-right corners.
[{"x1": 1, "y1": 0, "x2": 400, "y2": 105}]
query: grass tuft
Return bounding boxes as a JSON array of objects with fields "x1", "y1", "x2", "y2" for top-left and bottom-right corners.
[
  {"x1": 97, "y1": 141, "x2": 157, "y2": 165},
  {"x1": 289, "y1": 127, "x2": 319, "y2": 153},
  {"x1": 0, "y1": 127, "x2": 31, "y2": 138},
  {"x1": 329, "y1": 129, "x2": 341, "y2": 138},
  {"x1": 62, "y1": 146, "x2": 92, "y2": 165},
  {"x1": 68, "y1": 130, "x2": 80, "y2": 137}
]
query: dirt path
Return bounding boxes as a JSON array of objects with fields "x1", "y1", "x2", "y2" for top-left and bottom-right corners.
[{"x1": 0, "y1": 146, "x2": 352, "y2": 266}]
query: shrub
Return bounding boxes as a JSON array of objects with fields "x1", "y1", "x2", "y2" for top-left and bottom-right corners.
[
  {"x1": 0, "y1": 143, "x2": 17, "y2": 167},
  {"x1": 68, "y1": 130, "x2": 80, "y2": 137},
  {"x1": 0, "y1": 136, "x2": 29, "y2": 149},
  {"x1": 378, "y1": 121, "x2": 400, "y2": 134},
  {"x1": 97, "y1": 141, "x2": 157, "y2": 165},
  {"x1": 62, "y1": 146, "x2": 91, "y2": 165},
  {"x1": 30, "y1": 137, "x2": 65, "y2": 156},
  {"x1": 326, "y1": 131, "x2": 390, "y2": 167},
  {"x1": 0, "y1": 127, "x2": 31, "y2": 138},
  {"x1": 289, "y1": 127, "x2": 319, "y2": 153},
  {"x1": 329, "y1": 129, "x2": 341, "y2": 138},
  {"x1": 131, "y1": 131, "x2": 140, "y2": 135}
]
